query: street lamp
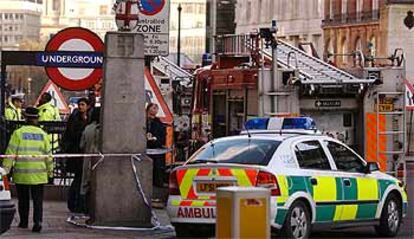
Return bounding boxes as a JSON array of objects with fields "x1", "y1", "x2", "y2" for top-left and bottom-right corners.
[
  {"x1": 27, "y1": 77, "x2": 32, "y2": 104},
  {"x1": 177, "y1": 4, "x2": 182, "y2": 67}
]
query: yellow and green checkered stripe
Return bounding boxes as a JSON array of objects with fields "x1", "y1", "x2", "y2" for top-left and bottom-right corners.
[{"x1": 274, "y1": 175, "x2": 401, "y2": 225}]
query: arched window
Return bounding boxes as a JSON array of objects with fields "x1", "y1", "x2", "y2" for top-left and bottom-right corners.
[
  {"x1": 355, "y1": 37, "x2": 362, "y2": 51},
  {"x1": 340, "y1": 37, "x2": 348, "y2": 64},
  {"x1": 325, "y1": 38, "x2": 335, "y2": 62},
  {"x1": 369, "y1": 36, "x2": 377, "y2": 57},
  {"x1": 354, "y1": 36, "x2": 363, "y2": 66}
]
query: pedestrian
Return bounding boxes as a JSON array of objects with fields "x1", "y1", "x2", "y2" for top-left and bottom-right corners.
[
  {"x1": 5, "y1": 93, "x2": 24, "y2": 121},
  {"x1": 37, "y1": 92, "x2": 61, "y2": 153},
  {"x1": 61, "y1": 97, "x2": 91, "y2": 213},
  {"x1": 79, "y1": 107, "x2": 101, "y2": 215},
  {"x1": 2, "y1": 107, "x2": 53, "y2": 232},
  {"x1": 146, "y1": 103, "x2": 167, "y2": 207}
]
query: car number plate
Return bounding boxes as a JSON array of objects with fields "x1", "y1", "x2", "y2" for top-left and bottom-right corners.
[{"x1": 197, "y1": 182, "x2": 233, "y2": 193}]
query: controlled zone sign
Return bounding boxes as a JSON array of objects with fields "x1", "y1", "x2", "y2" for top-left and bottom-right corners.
[
  {"x1": 35, "y1": 27, "x2": 104, "y2": 91},
  {"x1": 137, "y1": 0, "x2": 170, "y2": 56},
  {"x1": 144, "y1": 68, "x2": 173, "y2": 124},
  {"x1": 405, "y1": 79, "x2": 414, "y2": 110},
  {"x1": 35, "y1": 81, "x2": 70, "y2": 114}
]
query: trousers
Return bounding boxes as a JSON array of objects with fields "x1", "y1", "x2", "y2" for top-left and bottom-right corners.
[{"x1": 15, "y1": 184, "x2": 44, "y2": 226}]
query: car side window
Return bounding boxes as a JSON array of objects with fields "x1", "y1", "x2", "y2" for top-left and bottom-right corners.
[
  {"x1": 326, "y1": 141, "x2": 365, "y2": 173},
  {"x1": 295, "y1": 141, "x2": 331, "y2": 170}
]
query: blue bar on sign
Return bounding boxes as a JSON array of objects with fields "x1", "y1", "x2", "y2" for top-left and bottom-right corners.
[{"x1": 35, "y1": 51, "x2": 104, "y2": 68}]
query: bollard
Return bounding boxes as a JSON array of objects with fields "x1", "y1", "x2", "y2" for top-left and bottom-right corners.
[{"x1": 216, "y1": 187, "x2": 270, "y2": 239}]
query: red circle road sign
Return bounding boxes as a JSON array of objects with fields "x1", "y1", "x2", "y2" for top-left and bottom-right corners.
[{"x1": 43, "y1": 27, "x2": 104, "y2": 91}]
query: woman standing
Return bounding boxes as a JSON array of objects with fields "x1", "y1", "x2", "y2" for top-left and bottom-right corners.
[{"x1": 146, "y1": 103, "x2": 166, "y2": 189}]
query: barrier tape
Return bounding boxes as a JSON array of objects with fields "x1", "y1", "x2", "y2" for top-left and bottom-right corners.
[{"x1": 0, "y1": 148, "x2": 172, "y2": 159}]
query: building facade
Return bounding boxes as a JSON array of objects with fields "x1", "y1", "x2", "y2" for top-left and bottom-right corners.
[
  {"x1": 205, "y1": 0, "x2": 236, "y2": 54},
  {"x1": 322, "y1": 0, "x2": 385, "y2": 67},
  {"x1": 0, "y1": 0, "x2": 43, "y2": 50},
  {"x1": 322, "y1": 0, "x2": 414, "y2": 77},
  {"x1": 41, "y1": 0, "x2": 116, "y2": 40},
  {"x1": 169, "y1": 0, "x2": 206, "y2": 64},
  {"x1": 235, "y1": 0, "x2": 324, "y2": 56}
]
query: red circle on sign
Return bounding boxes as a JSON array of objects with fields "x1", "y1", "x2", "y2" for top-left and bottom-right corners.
[
  {"x1": 44, "y1": 27, "x2": 104, "y2": 91},
  {"x1": 138, "y1": 0, "x2": 166, "y2": 16}
]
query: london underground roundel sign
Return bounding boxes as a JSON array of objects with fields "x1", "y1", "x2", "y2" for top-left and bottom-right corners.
[
  {"x1": 138, "y1": 0, "x2": 165, "y2": 16},
  {"x1": 36, "y1": 27, "x2": 104, "y2": 91}
]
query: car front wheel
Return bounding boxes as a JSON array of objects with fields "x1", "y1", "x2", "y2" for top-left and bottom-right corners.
[
  {"x1": 375, "y1": 194, "x2": 402, "y2": 237},
  {"x1": 282, "y1": 201, "x2": 311, "y2": 239}
]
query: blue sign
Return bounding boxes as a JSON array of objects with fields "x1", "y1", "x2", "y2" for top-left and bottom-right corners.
[{"x1": 35, "y1": 52, "x2": 103, "y2": 68}]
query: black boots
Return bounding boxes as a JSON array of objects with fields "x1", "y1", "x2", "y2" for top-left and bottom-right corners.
[
  {"x1": 18, "y1": 222, "x2": 28, "y2": 229},
  {"x1": 32, "y1": 224, "x2": 42, "y2": 232}
]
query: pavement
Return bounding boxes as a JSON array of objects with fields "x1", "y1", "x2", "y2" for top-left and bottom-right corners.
[{"x1": 2, "y1": 200, "x2": 175, "y2": 239}]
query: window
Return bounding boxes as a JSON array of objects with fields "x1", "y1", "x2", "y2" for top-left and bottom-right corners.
[
  {"x1": 100, "y1": 5, "x2": 108, "y2": 15},
  {"x1": 53, "y1": 0, "x2": 60, "y2": 11},
  {"x1": 329, "y1": 0, "x2": 334, "y2": 19},
  {"x1": 188, "y1": 139, "x2": 281, "y2": 166},
  {"x1": 295, "y1": 141, "x2": 331, "y2": 170},
  {"x1": 326, "y1": 141, "x2": 365, "y2": 173},
  {"x1": 247, "y1": 1, "x2": 251, "y2": 23},
  {"x1": 373, "y1": 0, "x2": 379, "y2": 10},
  {"x1": 343, "y1": 113, "x2": 352, "y2": 127}
]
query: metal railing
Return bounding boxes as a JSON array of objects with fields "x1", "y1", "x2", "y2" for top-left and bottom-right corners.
[
  {"x1": 322, "y1": 10, "x2": 380, "y2": 27},
  {"x1": 215, "y1": 33, "x2": 259, "y2": 56},
  {"x1": 0, "y1": 119, "x2": 72, "y2": 185}
]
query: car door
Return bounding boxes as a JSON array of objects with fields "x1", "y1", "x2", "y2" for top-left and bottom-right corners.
[
  {"x1": 324, "y1": 140, "x2": 379, "y2": 221},
  {"x1": 293, "y1": 140, "x2": 342, "y2": 223}
]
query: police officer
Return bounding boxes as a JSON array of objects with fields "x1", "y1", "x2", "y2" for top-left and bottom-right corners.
[
  {"x1": 3, "y1": 107, "x2": 53, "y2": 232},
  {"x1": 5, "y1": 93, "x2": 24, "y2": 121},
  {"x1": 37, "y1": 92, "x2": 61, "y2": 152}
]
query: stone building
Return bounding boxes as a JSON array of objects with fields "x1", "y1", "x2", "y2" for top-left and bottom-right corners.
[
  {"x1": 235, "y1": 0, "x2": 324, "y2": 56},
  {"x1": 41, "y1": 0, "x2": 116, "y2": 40},
  {"x1": 323, "y1": 0, "x2": 414, "y2": 78},
  {"x1": 205, "y1": 0, "x2": 236, "y2": 54},
  {"x1": 0, "y1": 0, "x2": 43, "y2": 50},
  {"x1": 322, "y1": 0, "x2": 384, "y2": 67},
  {"x1": 169, "y1": 0, "x2": 207, "y2": 64}
]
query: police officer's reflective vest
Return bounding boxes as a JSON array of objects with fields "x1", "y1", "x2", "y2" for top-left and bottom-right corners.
[
  {"x1": 3, "y1": 125, "x2": 53, "y2": 184},
  {"x1": 5, "y1": 102, "x2": 23, "y2": 121},
  {"x1": 37, "y1": 102, "x2": 61, "y2": 152}
]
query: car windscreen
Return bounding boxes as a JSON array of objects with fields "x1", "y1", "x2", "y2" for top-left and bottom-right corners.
[{"x1": 188, "y1": 139, "x2": 281, "y2": 166}]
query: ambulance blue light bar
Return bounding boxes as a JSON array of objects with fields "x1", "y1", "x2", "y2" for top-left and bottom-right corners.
[
  {"x1": 244, "y1": 117, "x2": 316, "y2": 130},
  {"x1": 282, "y1": 117, "x2": 316, "y2": 130},
  {"x1": 244, "y1": 118, "x2": 270, "y2": 130}
]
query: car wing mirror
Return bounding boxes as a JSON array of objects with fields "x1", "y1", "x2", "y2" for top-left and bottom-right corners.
[{"x1": 366, "y1": 162, "x2": 380, "y2": 174}]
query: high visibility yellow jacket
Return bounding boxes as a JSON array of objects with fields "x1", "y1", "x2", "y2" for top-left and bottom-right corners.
[
  {"x1": 37, "y1": 102, "x2": 61, "y2": 152},
  {"x1": 37, "y1": 102, "x2": 61, "y2": 121},
  {"x1": 5, "y1": 101, "x2": 23, "y2": 121},
  {"x1": 3, "y1": 125, "x2": 53, "y2": 185}
]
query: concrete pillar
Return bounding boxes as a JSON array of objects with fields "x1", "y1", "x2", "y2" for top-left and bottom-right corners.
[{"x1": 90, "y1": 32, "x2": 153, "y2": 227}]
